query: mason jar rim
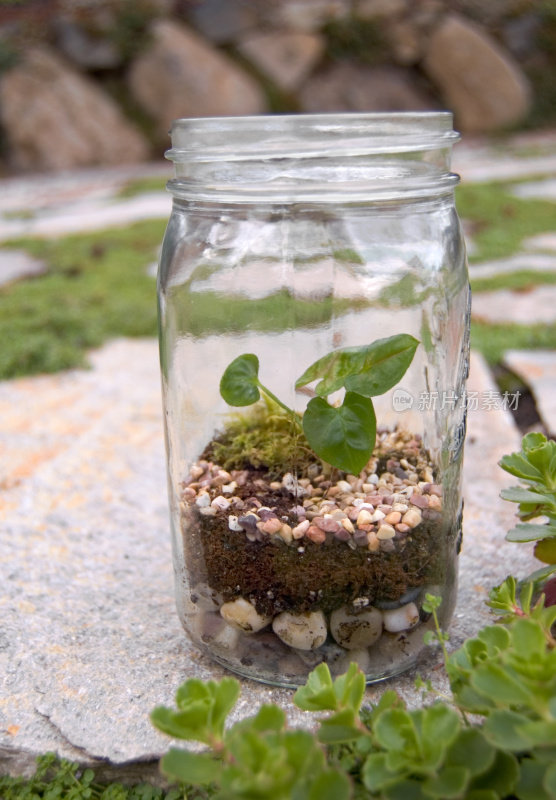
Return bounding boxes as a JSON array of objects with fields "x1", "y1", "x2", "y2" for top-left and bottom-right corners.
[{"x1": 166, "y1": 112, "x2": 460, "y2": 163}]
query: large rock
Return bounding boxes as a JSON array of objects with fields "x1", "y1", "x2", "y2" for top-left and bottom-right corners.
[
  {"x1": 0, "y1": 48, "x2": 148, "y2": 172},
  {"x1": 238, "y1": 30, "x2": 325, "y2": 91},
  {"x1": 422, "y1": 14, "x2": 531, "y2": 133},
  {"x1": 299, "y1": 62, "x2": 436, "y2": 113},
  {"x1": 127, "y1": 20, "x2": 267, "y2": 141}
]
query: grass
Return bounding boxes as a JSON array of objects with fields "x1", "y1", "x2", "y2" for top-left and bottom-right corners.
[
  {"x1": 0, "y1": 176, "x2": 555, "y2": 380},
  {"x1": 117, "y1": 176, "x2": 167, "y2": 199},
  {"x1": 0, "y1": 220, "x2": 164, "y2": 379},
  {"x1": 455, "y1": 181, "x2": 556, "y2": 264}
]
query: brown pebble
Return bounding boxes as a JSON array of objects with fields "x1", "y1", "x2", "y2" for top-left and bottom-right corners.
[
  {"x1": 261, "y1": 518, "x2": 283, "y2": 535},
  {"x1": 410, "y1": 494, "x2": 429, "y2": 509},
  {"x1": 425, "y1": 483, "x2": 442, "y2": 496},
  {"x1": 428, "y1": 494, "x2": 442, "y2": 511},
  {"x1": 384, "y1": 511, "x2": 402, "y2": 525},
  {"x1": 306, "y1": 525, "x2": 326, "y2": 544},
  {"x1": 395, "y1": 523, "x2": 411, "y2": 534},
  {"x1": 367, "y1": 531, "x2": 380, "y2": 552},
  {"x1": 182, "y1": 487, "x2": 197, "y2": 501}
]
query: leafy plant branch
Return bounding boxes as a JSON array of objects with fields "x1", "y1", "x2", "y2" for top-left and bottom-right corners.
[{"x1": 219, "y1": 334, "x2": 419, "y2": 475}]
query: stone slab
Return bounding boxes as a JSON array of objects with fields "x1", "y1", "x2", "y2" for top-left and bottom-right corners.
[
  {"x1": 471, "y1": 285, "x2": 556, "y2": 324},
  {"x1": 469, "y1": 253, "x2": 556, "y2": 279},
  {"x1": 0, "y1": 340, "x2": 532, "y2": 778},
  {"x1": 504, "y1": 349, "x2": 556, "y2": 436},
  {"x1": 0, "y1": 249, "x2": 47, "y2": 286},
  {"x1": 511, "y1": 178, "x2": 556, "y2": 201}
]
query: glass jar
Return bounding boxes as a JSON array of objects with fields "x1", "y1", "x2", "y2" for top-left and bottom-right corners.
[{"x1": 158, "y1": 113, "x2": 469, "y2": 687}]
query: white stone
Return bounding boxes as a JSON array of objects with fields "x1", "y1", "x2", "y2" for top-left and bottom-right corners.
[
  {"x1": 272, "y1": 610, "x2": 327, "y2": 651},
  {"x1": 292, "y1": 519, "x2": 310, "y2": 539},
  {"x1": 211, "y1": 495, "x2": 231, "y2": 510},
  {"x1": 383, "y1": 602, "x2": 420, "y2": 633},
  {"x1": 228, "y1": 515, "x2": 244, "y2": 532},
  {"x1": 195, "y1": 492, "x2": 210, "y2": 508},
  {"x1": 220, "y1": 597, "x2": 272, "y2": 634},
  {"x1": 330, "y1": 606, "x2": 383, "y2": 650}
]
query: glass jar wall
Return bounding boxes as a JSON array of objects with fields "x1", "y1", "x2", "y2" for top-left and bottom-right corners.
[{"x1": 157, "y1": 113, "x2": 469, "y2": 687}]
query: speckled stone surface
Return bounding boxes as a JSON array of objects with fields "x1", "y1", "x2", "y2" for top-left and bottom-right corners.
[{"x1": 0, "y1": 339, "x2": 536, "y2": 779}]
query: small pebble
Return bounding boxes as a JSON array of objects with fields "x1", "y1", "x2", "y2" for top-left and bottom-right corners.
[
  {"x1": 367, "y1": 531, "x2": 380, "y2": 552},
  {"x1": 228, "y1": 515, "x2": 244, "y2": 532},
  {"x1": 292, "y1": 519, "x2": 310, "y2": 539},
  {"x1": 356, "y1": 509, "x2": 373, "y2": 527},
  {"x1": 211, "y1": 495, "x2": 231, "y2": 510},
  {"x1": 260, "y1": 517, "x2": 283, "y2": 535},
  {"x1": 410, "y1": 494, "x2": 429, "y2": 509},
  {"x1": 306, "y1": 525, "x2": 326, "y2": 544},
  {"x1": 279, "y1": 523, "x2": 293, "y2": 544},
  {"x1": 195, "y1": 492, "x2": 210, "y2": 508},
  {"x1": 330, "y1": 605, "x2": 383, "y2": 650},
  {"x1": 384, "y1": 511, "x2": 402, "y2": 525},
  {"x1": 272, "y1": 610, "x2": 327, "y2": 650},
  {"x1": 383, "y1": 602, "x2": 420, "y2": 633},
  {"x1": 377, "y1": 524, "x2": 396, "y2": 540},
  {"x1": 402, "y1": 508, "x2": 422, "y2": 528},
  {"x1": 220, "y1": 597, "x2": 272, "y2": 634}
]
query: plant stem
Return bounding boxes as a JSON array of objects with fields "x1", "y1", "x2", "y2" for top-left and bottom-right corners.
[{"x1": 257, "y1": 380, "x2": 302, "y2": 426}]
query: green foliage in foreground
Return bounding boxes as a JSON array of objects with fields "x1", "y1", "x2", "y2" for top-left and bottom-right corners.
[
  {"x1": 150, "y1": 591, "x2": 556, "y2": 800},
  {"x1": 0, "y1": 752, "x2": 188, "y2": 800},
  {"x1": 0, "y1": 220, "x2": 164, "y2": 379},
  {"x1": 499, "y1": 433, "x2": 556, "y2": 587}
]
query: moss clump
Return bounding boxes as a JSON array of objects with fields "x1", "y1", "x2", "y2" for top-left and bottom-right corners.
[{"x1": 204, "y1": 401, "x2": 320, "y2": 480}]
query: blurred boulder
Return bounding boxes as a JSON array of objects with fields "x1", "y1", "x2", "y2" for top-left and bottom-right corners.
[
  {"x1": 0, "y1": 48, "x2": 149, "y2": 171},
  {"x1": 53, "y1": 16, "x2": 121, "y2": 69},
  {"x1": 185, "y1": 0, "x2": 260, "y2": 43},
  {"x1": 299, "y1": 62, "x2": 436, "y2": 113},
  {"x1": 270, "y1": 0, "x2": 351, "y2": 32},
  {"x1": 238, "y1": 30, "x2": 325, "y2": 91},
  {"x1": 127, "y1": 19, "x2": 267, "y2": 142},
  {"x1": 422, "y1": 14, "x2": 531, "y2": 132}
]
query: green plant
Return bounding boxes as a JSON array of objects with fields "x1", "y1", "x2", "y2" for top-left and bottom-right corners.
[
  {"x1": 219, "y1": 333, "x2": 418, "y2": 475},
  {"x1": 0, "y1": 752, "x2": 187, "y2": 799},
  {"x1": 499, "y1": 432, "x2": 556, "y2": 590},
  {"x1": 150, "y1": 433, "x2": 556, "y2": 799},
  {"x1": 151, "y1": 588, "x2": 556, "y2": 800}
]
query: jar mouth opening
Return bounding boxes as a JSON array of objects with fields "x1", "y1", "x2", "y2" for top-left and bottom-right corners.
[{"x1": 166, "y1": 112, "x2": 460, "y2": 163}]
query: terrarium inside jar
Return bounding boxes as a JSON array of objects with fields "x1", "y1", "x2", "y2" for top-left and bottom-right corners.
[{"x1": 158, "y1": 113, "x2": 469, "y2": 686}]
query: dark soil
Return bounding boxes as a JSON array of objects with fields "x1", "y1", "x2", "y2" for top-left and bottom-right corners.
[{"x1": 184, "y1": 475, "x2": 449, "y2": 617}]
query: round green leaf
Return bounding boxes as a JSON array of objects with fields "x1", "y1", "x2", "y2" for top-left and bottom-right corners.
[
  {"x1": 535, "y1": 537, "x2": 556, "y2": 565},
  {"x1": 220, "y1": 353, "x2": 260, "y2": 406},
  {"x1": 302, "y1": 392, "x2": 376, "y2": 474}
]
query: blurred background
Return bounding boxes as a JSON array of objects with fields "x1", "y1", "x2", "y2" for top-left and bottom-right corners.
[{"x1": 0, "y1": 0, "x2": 553, "y2": 172}]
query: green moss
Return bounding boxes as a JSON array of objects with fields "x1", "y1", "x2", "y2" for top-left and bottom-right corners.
[
  {"x1": 471, "y1": 270, "x2": 556, "y2": 293},
  {"x1": 456, "y1": 182, "x2": 556, "y2": 263},
  {"x1": 471, "y1": 319, "x2": 556, "y2": 365},
  {"x1": 0, "y1": 220, "x2": 165, "y2": 379},
  {"x1": 204, "y1": 401, "x2": 320, "y2": 479}
]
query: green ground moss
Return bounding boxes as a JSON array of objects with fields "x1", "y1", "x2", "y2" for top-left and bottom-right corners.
[
  {"x1": 0, "y1": 220, "x2": 164, "y2": 379},
  {"x1": 456, "y1": 181, "x2": 556, "y2": 263}
]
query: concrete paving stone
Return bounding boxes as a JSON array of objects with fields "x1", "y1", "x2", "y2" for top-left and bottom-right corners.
[
  {"x1": 504, "y1": 349, "x2": 556, "y2": 436},
  {"x1": 0, "y1": 340, "x2": 532, "y2": 778},
  {"x1": 523, "y1": 233, "x2": 556, "y2": 252},
  {"x1": 0, "y1": 249, "x2": 47, "y2": 287},
  {"x1": 511, "y1": 178, "x2": 556, "y2": 201},
  {"x1": 471, "y1": 285, "x2": 556, "y2": 324},
  {"x1": 469, "y1": 252, "x2": 556, "y2": 279},
  {"x1": 0, "y1": 193, "x2": 171, "y2": 242}
]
